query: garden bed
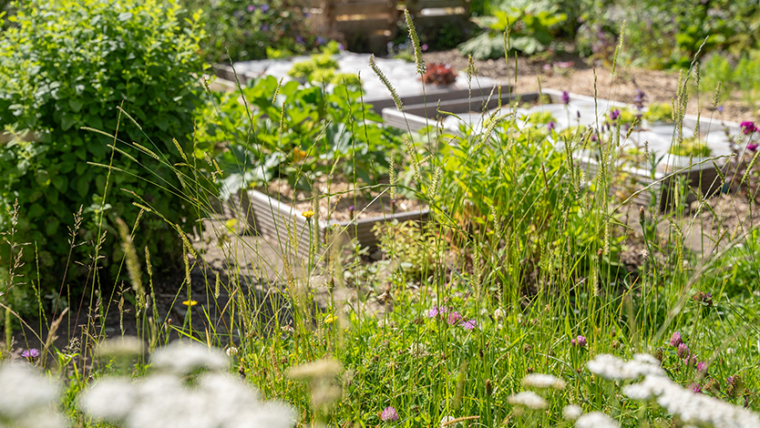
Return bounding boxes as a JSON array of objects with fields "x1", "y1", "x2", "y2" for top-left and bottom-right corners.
[
  {"x1": 242, "y1": 188, "x2": 429, "y2": 258},
  {"x1": 216, "y1": 52, "x2": 503, "y2": 114},
  {"x1": 383, "y1": 89, "x2": 738, "y2": 210}
]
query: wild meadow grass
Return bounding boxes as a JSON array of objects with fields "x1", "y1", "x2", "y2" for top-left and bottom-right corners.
[{"x1": 2, "y1": 24, "x2": 760, "y2": 428}]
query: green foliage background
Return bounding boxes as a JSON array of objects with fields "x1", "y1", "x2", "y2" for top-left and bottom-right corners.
[{"x1": 0, "y1": 0, "x2": 209, "y2": 306}]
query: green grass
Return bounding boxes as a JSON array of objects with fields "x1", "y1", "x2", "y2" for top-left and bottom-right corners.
[{"x1": 3, "y1": 23, "x2": 760, "y2": 428}]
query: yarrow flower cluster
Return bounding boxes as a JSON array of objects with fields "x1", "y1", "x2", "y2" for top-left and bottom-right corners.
[
  {"x1": 0, "y1": 363, "x2": 65, "y2": 428},
  {"x1": 522, "y1": 373, "x2": 566, "y2": 390},
  {"x1": 575, "y1": 411, "x2": 620, "y2": 428},
  {"x1": 590, "y1": 354, "x2": 760, "y2": 428},
  {"x1": 507, "y1": 391, "x2": 548, "y2": 410},
  {"x1": 586, "y1": 353, "x2": 665, "y2": 380},
  {"x1": 81, "y1": 340, "x2": 296, "y2": 428}
]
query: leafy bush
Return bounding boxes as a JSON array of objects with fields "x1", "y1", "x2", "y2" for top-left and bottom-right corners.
[
  {"x1": 372, "y1": 220, "x2": 438, "y2": 277},
  {"x1": 459, "y1": 0, "x2": 567, "y2": 60},
  {"x1": 644, "y1": 102, "x2": 674, "y2": 123},
  {"x1": 196, "y1": 76, "x2": 405, "y2": 200},
  {"x1": 0, "y1": 0, "x2": 208, "y2": 301},
  {"x1": 668, "y1": 137, "x2": 711, "y2": 157},
  {"x1": 178, "y1": 0, "x2": 317, "y2": 63}
]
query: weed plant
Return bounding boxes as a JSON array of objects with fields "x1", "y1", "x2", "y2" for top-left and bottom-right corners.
[{"x1": 2, "y1": 16, "x2": 760, "y2": 428}]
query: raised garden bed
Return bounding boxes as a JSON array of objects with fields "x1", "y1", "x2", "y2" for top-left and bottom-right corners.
[
  {"x1": 242, "y1": 188, "x2": 429, "y2": 258},
  {"x1": 215, "y1": 53, "x2": 503, "y2": 114},
  {"x1": 382, "y1": 89, "x2": 740, "y2": 210}
]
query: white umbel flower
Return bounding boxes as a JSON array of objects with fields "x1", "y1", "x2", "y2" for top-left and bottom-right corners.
[
  {"x1": 623, "y1": 374, "x2": 760, "y2": 428},
  {"x1": 507, "y1": 391, "x2": 548, "y2": 410},
  {"x1": 151, "y1": 341, "x2": 228, "y2": 375},
  {"x1": 522, "y1": 373, "x2": 566, "y2": 390},
  {"x1": 575, "y1": 412, "x2": 620, "y2": 428},
  {"x1": 0, "y1": 363, "x2": 65, "y2": 428},
  {"x1": 81, "y1": 344, "x2": 297, "y2": 428},
  {"x1": 563, "y1": 404, "x2": 583, "y2": 421},
  {"x1": 586, "y1": 353, "x2": 665, "y2": 380}
]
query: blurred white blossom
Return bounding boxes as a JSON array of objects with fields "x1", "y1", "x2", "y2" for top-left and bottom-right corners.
[
  {"x1": 586, "y1": 353, "x2": 665, "y2": 380},
  {"x1": 0, "y1": 362, "x2": 66, "y2": 428},
  {"x1": 81, "y1": 340, "x2": 296, "y2": 428},
  {"x1": 575, "y1": 411, "x2": 620, "y2": 428},
  {"x1": 507, "y1": 391, "x2": 548, "y2": 410},
  {"x1": 522, "y1": 373, "x2": 566, "y2": 390},
  {"x1": 563, "y1": 404, "x2": 583, "y2": 421}
]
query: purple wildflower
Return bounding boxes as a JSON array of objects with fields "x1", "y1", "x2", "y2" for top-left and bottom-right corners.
[
  {"x1": 572, "y1": 335, "x2": 587, "y2": 347},
  {"x1": 296, "y1": 36, "x2": 304, "y2": 44},
  {"x1": 684, "y1": 354, "x2": 697, "y2": 367},
  {"x1": 576, "y1": 110, "x2": 581, "y2": 119},
  {"x1": 348, "y1": 205, "x2": 355, "y2": 212},
  {"x1": 260, "y1": 3, "x2": 270, "y2": 12},
  {"x1": 338, "y1": 43, "x2": 345, "y2": 50},
  {"x1": 741, "y1": 121, "x2": 756, "y2": 134},
  {"x1": 304, "y1": 11, "x2": 310, "y2": 17},
  {"x1": 749, "y1": 142, "x2": 758, "y2": 152},
  {"x1": 316, "y1": 36, "x2": 325, "y2": 45},
  {"x1": 542, "y1": 63, "x2": 552, "y2": 73},
  {"x1": 247, "y1": 4, "x2": 256, "y2": 11},
  {"x1": 610, "y1": 109, "x2": 620, "y2": 121},
  {"x1": 381, "y1": 406, "x2": 399, "y2": 422},
  {"x1": 421, "y1": 44, "x2": 428, "y2": 51},
  {"x1": 461, "y1": 319, "x2": 477, "y2": 330},
  {"x1": 561, "y1": 90, "x2": 570, "y2": 105},
  {"x1": 669, "y1": 332, "x2": 683, "y2": 347},
  {"x1": 697, "y1": 361, "x2": 708, "y2": 374},
  {"x1": 677, "y1": 343, "x2": 689, "y2": 358},
  {"x1": 547, "y1": 121, "x2": 556, "y2": 132},
  {"x1": 448, "y1": 311, "x2": 462, "y2": 325},
  {"x1": 427, "y1": 306, "x2": 445, "y2": 318},
  {"x1": 689, "y1": 383, "x2": 703, "y2": 394},
  {"x1": 21, "y1": 348, "x2": 40, "y2": 359},
  {"x1": 717, "y1": 105, "x2": 724, "y2": 112},
  {"x1": 260, "y1": 23, "x2": 270, "y2": 32},
  {"x1": 633, "y1": 88, "x2": 647, "y2": 112}
]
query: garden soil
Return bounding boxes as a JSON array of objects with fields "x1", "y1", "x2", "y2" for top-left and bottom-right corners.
[{"x1": 423, "y1": 50, "x2": 757, "y2": 123}]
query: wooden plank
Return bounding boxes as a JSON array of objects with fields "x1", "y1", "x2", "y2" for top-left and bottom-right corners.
[
  {"x1": 334, "y1": 0, "x2": 395, "y2": 16},
  {"x1": 336, "y1": 18, "x2": 393, "y2": 33},
  {"x1": 413, "y1": 0, "x2": 467, "y2": 9}
]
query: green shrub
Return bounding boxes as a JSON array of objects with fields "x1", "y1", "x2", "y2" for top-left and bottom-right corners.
[
  {"x1": 178, "y1": 0, "x2": 316, "y2": 63},
  {"x1": 0, "y1": 0, "x2": 209, "y2": 305},
  {"x1": 644, "y1": 102, "x2": 674, "y2": 123}
]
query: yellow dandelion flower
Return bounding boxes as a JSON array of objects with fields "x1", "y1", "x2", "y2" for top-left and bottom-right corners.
[
  {"x1": 324, "y1": 314, "x2": 337, "y2": 324},
  {"x1": 182, "y1": 300, "x2": 198, "y2": 307},
  {"x1": 302, "y1": 210, "x2": 314, "y2": 220},
  {"x1": 293, "y1": 147, "x2": 307, "y2": 162}
]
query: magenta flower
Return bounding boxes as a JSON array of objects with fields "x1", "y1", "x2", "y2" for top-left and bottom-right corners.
[
  {"x1": 749, "y1": 142, "x2": 758, "y2": 152},
  {"x1": 21, "y1": 348, "x2": 40, "y2": 359},
  {"x1": 421, "y1": 44, "x2": 428, "y2": 51},
  {"x1": 247, "y1": 4, "x2": 256, "y2": 11},
  {"x1": 677, "y1": 343, "x2": 689, "y2": 358},
  {"x1": 689, "y1": 383, "x2": 703, "y2": 394},
  {"x1": 669, "y1": 332, "x2": 683, "y2": 347},
  {"x1": 561, "y1": 90, "x2": 570, "y2": 105},
  {"x1": 610, "y1": 109, "x2": 621, "y2": 121},
  {"x1": 571, "y1": 335, "x2": 587, "y2": 347},
  {"x1": 684, "y1": 354, "x2": 697, "y2": 367},
  {"x1": 427, "y1": 306, "x2": 448, "y2": 318},
  {"x1": 461, "y1": 319, "x2": 477, "y2": 330},
  {"x1": 448, "y1": 311, "x2": 463, "y2": 325},
  {"x1": 741, "y1": 121, "x2": 756, "y2": 134},
  {"x1": 381, "y1": 406, "x2": 399, "y2": 422},
  {"x1": 547, "y1": 121, "x2": 556, "y2": 132},
  {"x1": 697, "y1": 361, "x2": 708, "y2": 374},
  {"x1": 260, "y1": 3, "x2": 270, "y2": 11}
]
